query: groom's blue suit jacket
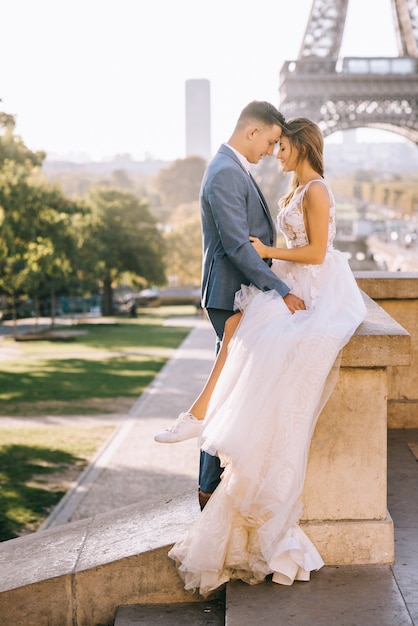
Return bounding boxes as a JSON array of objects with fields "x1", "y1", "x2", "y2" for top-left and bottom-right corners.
[{"x1": 200, "y1": 144, "x2": 290, "y2": 310}]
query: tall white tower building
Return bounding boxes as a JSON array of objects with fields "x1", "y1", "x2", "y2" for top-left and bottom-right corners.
[{"x1": 185, "y1": 79, "x2": 211, "y2": 163}]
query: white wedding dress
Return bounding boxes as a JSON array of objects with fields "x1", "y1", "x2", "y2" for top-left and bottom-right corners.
[{"x1": 168, "y1": 179, "x2": 367, "y2": 596}]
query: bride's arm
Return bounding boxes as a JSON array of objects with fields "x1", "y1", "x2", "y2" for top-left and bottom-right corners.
[{"x1": 251, "y1": 182, "x2": 330, "y2": 265}]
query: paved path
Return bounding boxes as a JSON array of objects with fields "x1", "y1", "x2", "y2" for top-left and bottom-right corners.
[{"x1": 40, "y1": 316, "x2": 215, "y2": 527}]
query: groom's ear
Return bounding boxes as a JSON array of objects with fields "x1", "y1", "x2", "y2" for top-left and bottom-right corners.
[{"x1": 247, "y1": 125, "x2": 259, "y2": 141}]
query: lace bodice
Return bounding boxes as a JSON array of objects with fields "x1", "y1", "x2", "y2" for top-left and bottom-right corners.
[{"x1": 277, "y1": 179, "x2": 336, "y2": 251}]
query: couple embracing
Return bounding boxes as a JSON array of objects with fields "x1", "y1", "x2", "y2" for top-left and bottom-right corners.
[{"x1": 154, "y1": 101, "x2": 366, "y2": 596}]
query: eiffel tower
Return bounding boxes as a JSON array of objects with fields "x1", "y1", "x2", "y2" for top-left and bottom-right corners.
[{"x1": 279, "y1": 0, "x2": 418, "y2": 144}]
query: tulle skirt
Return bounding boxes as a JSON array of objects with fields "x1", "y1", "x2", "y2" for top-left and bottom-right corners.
[{"x1": 169, "y1": 250, "x2": 367, "y2": 596}]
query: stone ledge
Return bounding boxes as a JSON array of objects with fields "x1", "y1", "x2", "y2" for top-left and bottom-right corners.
[
  {"x1": 0, "y1": 492, "x2": 201, "y2": 626},
  {"x1": 355, "y1": 271, "x2": 418, "y2": 299},
  {"x1": 355, "y1": 272, "x2": 418, "y2": 428},
  {"x1": 341, "y1": 291, "x2": 410, "y2": 367},
  {"x1": 302, "y1": 513, "x2": 394, "y2": 565}
]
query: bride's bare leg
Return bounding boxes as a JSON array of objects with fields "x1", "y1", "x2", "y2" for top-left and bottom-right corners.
[
  {"x1": 188, "y1": 312, "x2": 242, "y2": 420},
  {"x1": 154, "y1": 311, "x2": 242, "y2": 443}
]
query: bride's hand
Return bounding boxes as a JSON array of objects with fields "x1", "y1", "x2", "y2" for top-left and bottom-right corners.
[{"x1": 250, "y1": 236, "x2": 268, "y2": 258}]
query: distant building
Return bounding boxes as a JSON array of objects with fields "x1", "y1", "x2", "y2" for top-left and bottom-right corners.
[
  {"x1": 324, "y1": 139, "x2": 418, "y2": 176},
  {"x1": 185, "y1": 79, "x2": 211, "y2": 163}
]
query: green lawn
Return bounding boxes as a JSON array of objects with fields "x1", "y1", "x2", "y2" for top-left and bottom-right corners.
[
  {"x1": 0, "y1": 425, "x2": 115, "y2": 541},
  {"x1": 0, "y1": 306, "x2": 194, "y2": 415},
  {"x1": 0, "y1": 306, "x2": 196, "y2": 540}
]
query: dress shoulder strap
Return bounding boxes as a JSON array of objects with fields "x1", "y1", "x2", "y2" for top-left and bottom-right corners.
[{"x1": 301, "y1": 178, "x2": 333, "y2": 204}]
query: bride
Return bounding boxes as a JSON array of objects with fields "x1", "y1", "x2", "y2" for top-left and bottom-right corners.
[{"x1": 154, "y1": 117, "x2": 367, "y2": 596}]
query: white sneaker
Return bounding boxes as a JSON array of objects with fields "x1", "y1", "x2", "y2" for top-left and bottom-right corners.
[{"x1": 154, "y1": 412, "x2": 202, "y2": 443}]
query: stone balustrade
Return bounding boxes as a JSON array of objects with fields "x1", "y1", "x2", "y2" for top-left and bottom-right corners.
[
  {"x1": 0, "y1": 291, "x2": 411, "y2": 626},
  {"x1": 355, "y1": 271, "x2": 418, "y2": 428},
  {"x1": 300, "y1": 291, "x2": 410, "y2": 566}
]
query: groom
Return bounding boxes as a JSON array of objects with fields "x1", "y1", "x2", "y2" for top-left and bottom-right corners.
[{"x1": 199, "y1": 100, "x2": 306, "y2": 509}]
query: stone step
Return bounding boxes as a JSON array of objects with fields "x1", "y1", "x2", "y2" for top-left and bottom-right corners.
[
  {"x1": 225, "y1": 568, "x2": 413, "y2": 626},
  {"x1": 114, "y1": 561, "x2": 414, "y2": 626},
  {"x1": 114, "y1": 599, "x2": 225, "y2": 625}
]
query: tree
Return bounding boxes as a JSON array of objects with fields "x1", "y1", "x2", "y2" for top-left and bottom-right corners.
[
  {"x1": 0, "y1": 112, "x2": 45, "y2": 169},
  {"x1": 0, "y1": 111, "x2": 88, "y2": 327},
  {"x1": 154, "y1": 156, "x2": 206, "y2": 221},
  {"x1": 0, "y1": 161, "x2": 85, "y2": 328},
  {"x1": 164, "y1": 215, "x2": 202, "y2": 285},
  {"x1": 85, "y1": 188, "x2": 166, "y2": 315}
]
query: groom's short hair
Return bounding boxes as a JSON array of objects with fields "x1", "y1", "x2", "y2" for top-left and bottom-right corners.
[{"x1": 238, "y1": 101, "x2": 286, "y2": 129}]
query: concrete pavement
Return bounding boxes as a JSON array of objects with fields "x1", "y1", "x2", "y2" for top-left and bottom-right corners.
[{"x1": 40, "y1": 315, "x2": 214, "y2": 528}]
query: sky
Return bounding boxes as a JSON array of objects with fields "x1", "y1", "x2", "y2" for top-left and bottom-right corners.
[{"x1": 1, "y1": 0, "x2": 399, "y2": 163}]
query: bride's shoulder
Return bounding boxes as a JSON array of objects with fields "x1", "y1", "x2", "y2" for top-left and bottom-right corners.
[
  {"x1": 304, "y1": 179, "x2": 334, "y2": 203},
  {"x1": 304, "y1": 178, "x2": 330, "y2": 192}
]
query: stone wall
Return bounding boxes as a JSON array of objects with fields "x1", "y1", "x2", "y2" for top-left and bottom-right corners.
[{"x1": 355, "y1": 271, "x2": 418, "y2": 428}]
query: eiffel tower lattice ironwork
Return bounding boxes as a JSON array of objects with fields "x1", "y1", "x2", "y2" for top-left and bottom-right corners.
[{"x1": 279, "y1": 0, "x2": 418, "y2": 144}]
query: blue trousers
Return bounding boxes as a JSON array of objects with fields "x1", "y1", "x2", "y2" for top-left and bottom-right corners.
[{"x1": 198, "y1": 308, "x2": 236, "y2": 493}]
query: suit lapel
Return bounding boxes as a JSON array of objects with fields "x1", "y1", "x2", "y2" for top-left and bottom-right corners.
[
  {"x1": 249, "y1": 172, "x2": 268, "y2": 210},
  {"x1": 219, "y1": 145, "x2": 275, "y2": 240}
]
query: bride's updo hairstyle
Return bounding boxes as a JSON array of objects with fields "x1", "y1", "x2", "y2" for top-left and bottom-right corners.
[{"x1": 281, "y1": 117, "x2": 324, "y2": 207}]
